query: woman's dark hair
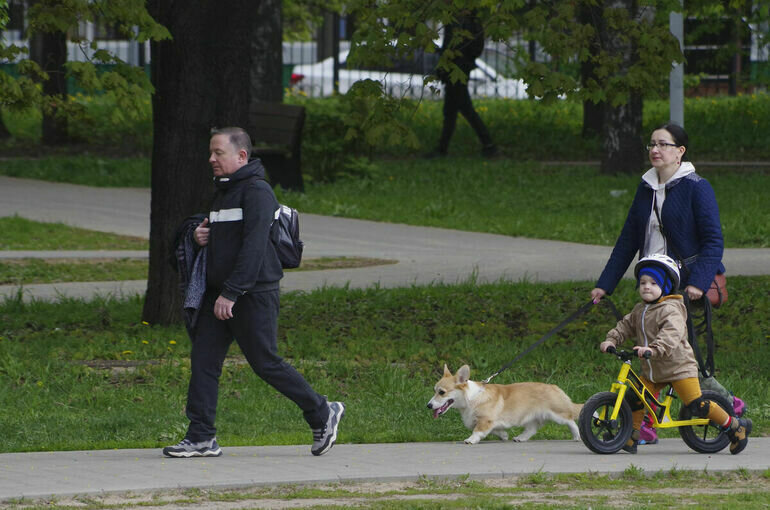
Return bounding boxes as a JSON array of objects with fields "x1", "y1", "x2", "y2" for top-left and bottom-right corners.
[{"x1": 655, "y1": 122, "x2": 689, "y2": 161}]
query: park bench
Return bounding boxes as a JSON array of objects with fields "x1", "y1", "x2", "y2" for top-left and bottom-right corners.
[{"x1": 248, "y1": 102, "x2": 305, "y2": 192}]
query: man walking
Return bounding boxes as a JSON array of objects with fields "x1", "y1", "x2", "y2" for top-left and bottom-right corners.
[
  {"x1": 435, "y1": 10, "x2": 497, "y2": 157},
  {"x1": 164, "y1": 127, "x2": 344, "y2": 458}
]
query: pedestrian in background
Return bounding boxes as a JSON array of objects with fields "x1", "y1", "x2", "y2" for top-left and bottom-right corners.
[{"x1": 434, "y1": 10, "x2": 497, "y2": 158}]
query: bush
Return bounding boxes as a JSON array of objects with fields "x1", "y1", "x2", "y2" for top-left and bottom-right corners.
[
  {"x1": 66, "y1": 92, "x2": 153, "y2": 153},
  {"x1": 286, "y1": 80, "x2": 419, "y2": 182},
  {"x1": 1, "y1": 92, "x2": 152, "y2": 155}
]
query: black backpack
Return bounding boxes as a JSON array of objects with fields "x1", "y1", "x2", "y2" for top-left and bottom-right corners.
[{"x1": 271, "y1": 204, "x2": 304, "y2": 269}]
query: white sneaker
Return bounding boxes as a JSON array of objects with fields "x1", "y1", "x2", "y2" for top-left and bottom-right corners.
[
  {"x1": 162, "y1": 437, "x2": 222, "y2": 458},
  {"x1": 311, "y1": 401, "x2": 345, "y2": 456}
]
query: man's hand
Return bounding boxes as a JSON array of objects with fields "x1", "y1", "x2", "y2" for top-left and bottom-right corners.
[
  {"x1": 194, "y1": 218, "x2": 210, "y2": 246},
  {"x1": 684, "y1": 285, "x2": 704, "y2": 301},
  {"x1": 214, "y1": 295, "x2": 235, "y2": 320},
  {"x1": 633, "y1": 346, "x2": 653, "y2": 359}
]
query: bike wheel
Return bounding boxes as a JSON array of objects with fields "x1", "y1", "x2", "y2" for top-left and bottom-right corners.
[
  {"x1": 579, "y1": 391, "x2": 633, "y2": 454},
  {"x1": 678, "y1": 390, "x2": 732, "y2": 453}
]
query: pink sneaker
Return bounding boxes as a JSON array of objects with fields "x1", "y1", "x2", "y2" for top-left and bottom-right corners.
[
  {"x1": 639, "y1": 418, "x2": 658, "y2": 444},
  {"x1": 733, "y1": 397, "x2": 745, "y2": 417}
]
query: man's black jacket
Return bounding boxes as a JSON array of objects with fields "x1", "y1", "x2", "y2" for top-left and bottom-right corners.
[{"x1": 207, "y1": 159, "x2": 283, "y2": 301}]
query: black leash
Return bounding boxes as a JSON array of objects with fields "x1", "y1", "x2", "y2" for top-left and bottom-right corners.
[{"x1": 482, "y1": 298, "x2": 624, "y2": 384}]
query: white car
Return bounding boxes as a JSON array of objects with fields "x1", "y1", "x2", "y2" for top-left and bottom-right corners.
[{"x1": 289, "y1": 49, "x2": 527, "y2": 100}]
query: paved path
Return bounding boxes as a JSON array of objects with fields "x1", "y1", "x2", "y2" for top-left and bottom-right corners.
[
  {"x1": 1, "y1": 175, "x2": 769, "y2": 502},
  {"x1": 2, "y1": 176, "x2": 769, "y2": 302},
  {"x1": 2, "y1": 439, "x2": 769, "y2": 501}
]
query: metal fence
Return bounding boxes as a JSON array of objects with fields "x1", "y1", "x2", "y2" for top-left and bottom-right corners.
[
  {"x1": 283, "y1": 39, "x2": 532, "y2": 100},
  {"x1": 4, "y1": 25, "x2": 765, "y2": 99}
]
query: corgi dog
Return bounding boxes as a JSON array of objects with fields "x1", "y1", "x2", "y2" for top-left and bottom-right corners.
[{"x1": 427, "y1": 364, "x2": 583, "y2": 444}]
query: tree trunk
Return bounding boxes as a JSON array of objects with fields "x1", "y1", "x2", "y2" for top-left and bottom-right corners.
[
  {"x1": 578, "y1": 2, "x2": 604, "y2": 138},
  {"x1": 29, "y1": 30, "x2": 68, "y2": 145},
  {"x1": 251, "y1": 0, "x2": 283, "y2": 104},
  {"x1": 599, "y1": 0, "x2": 645, "y2": 175},
  {"x1": 581, "y1": 73, "x2": 604, "y2": 139},
  {"x1": 143, "y1": 0, "x2": 275, "y2": 325},
  {"x1": 0, "y1": 107, "x2": 11, "y2": 139},
  {"x1": 601, "y1": 92, "x2": 644, "y2": 174}
]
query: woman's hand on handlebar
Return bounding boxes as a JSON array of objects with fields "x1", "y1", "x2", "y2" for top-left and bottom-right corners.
[
  {"x1": 685, "y1": 285, "x2": 704, "y2": 301},
  {"x1": 600, "y1": 341, "x2": 615, "y2": 353},
  {"x1": 633, "y1": 346, "x2": 653, "y2": 359},
  {"x1": 591, "y1": 288, "x2": 606, "y2": 304}
]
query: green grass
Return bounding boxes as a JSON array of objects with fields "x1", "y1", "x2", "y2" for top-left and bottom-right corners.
[
  {"x1": 0, "y1": 216, "x2": 148, "y2": 250},
  {"x1": 0, "y1": 256, "x2": 397, "y2": 285},
  {"x1": 0, "y1": 258, "x2": 147, "y2": 285},
  {"x1": 276, "y1": 159, "x2": 770, "y2": 248},
  {"x1": 0, "y1": 156, "x2": 150, "y2": 187},
  {"x1": 1, "y1": 276, "x2": 767, "y2": 453}
]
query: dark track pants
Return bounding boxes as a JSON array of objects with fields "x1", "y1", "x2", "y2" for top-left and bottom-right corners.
[
  {"x1": 438, "y1": 80, "x2": 493, "y2": 154},
  {"x1": 185, "y1": 289, "x2": 328, "y2": 441}
]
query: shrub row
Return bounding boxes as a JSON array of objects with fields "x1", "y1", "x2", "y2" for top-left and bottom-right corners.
[
  {"x1": 3, "y1": 91, "x2": 769, "y2": 181},
  {"x1": 290, "y1": 93, "x2": 770, "y2": 181}
]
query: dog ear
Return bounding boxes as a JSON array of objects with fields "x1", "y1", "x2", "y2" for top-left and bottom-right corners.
[
  {"x1": 443, "y1": 364, "x2": 452, "y2": 377},
  {"x1": 457, "y1": 364, "x2": 470, "y2": 383}
]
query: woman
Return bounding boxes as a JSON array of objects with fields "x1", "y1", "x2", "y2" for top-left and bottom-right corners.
[
  {"x1": 591, "y1": 123, "x2": 724, "y2": 303},
  {"x1": 591, "y1": 123, "x2": 742, "y2": 443}
]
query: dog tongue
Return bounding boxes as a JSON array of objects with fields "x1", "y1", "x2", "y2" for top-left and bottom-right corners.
[{"x1": 432, "y1": 399, "x2": 453, "y2": 419}]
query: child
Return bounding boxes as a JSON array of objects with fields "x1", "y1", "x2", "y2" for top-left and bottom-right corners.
[{"x1": 599, "y1": 254, "x2": 751, "y2": 455}]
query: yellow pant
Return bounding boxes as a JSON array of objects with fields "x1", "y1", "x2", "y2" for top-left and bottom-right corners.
[{"x1": 633, "y1": 377, "x2": 731, "y2": 431}]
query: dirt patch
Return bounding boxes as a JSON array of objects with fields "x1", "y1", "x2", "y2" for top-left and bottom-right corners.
[
  {"x1": 1, "y1": 256, "x2": 396, "y2": 270},
  {"x1": 4, "y1": 476, "x2": 767, "y2": 509},
  {"x1": 291, "y1": 257, "x2": 398, "y2": 272},
  {"x1": 0, "y1": 258, "x2": 146, "y2": 264}
]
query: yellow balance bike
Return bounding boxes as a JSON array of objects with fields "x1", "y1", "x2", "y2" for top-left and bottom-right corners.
[{"x1": 578, "y1": 346, "x2": 732, "y2": 454}]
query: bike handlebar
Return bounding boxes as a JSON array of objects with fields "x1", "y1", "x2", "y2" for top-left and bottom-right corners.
[{"x1": 605, "y1": 346, "x2": 651, "y2": 360}]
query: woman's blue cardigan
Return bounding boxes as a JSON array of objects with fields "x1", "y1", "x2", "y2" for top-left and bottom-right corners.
[{"x1": 596, "y1": 172, "x2": 724, "y2": 294}]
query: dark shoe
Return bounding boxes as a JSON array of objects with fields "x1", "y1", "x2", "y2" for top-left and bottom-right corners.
[
  {"x1": 622, "y1": 430, "x2": 639, "y2": 454},
  {"x1": 622, "y1": 440, "x2": 638, "y2": 454},
  {"x1": 425, "y1": 148, "x2": 448, "y2": 159},
  {"x1": 311, "y1": 401, "x2": 345, "y2": 456},
  {"x1": 727, "y1": 417, "x2": 752, "y2": 455},
  {"x1": 162, "y1": 437, "x2": 222, "y2": 458},
  {"x1": 481, "y1": 144, "x2": 498, "y2": 158}
]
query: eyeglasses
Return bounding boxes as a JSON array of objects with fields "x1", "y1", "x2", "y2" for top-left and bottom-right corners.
[{"x1": 646, "y1": 142, "x2": 678, "y2": 151}]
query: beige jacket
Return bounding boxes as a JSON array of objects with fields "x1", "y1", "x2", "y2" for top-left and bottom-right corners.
[{"x1": 605, "y1": 295, "x2": 698, "y2": 383}]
